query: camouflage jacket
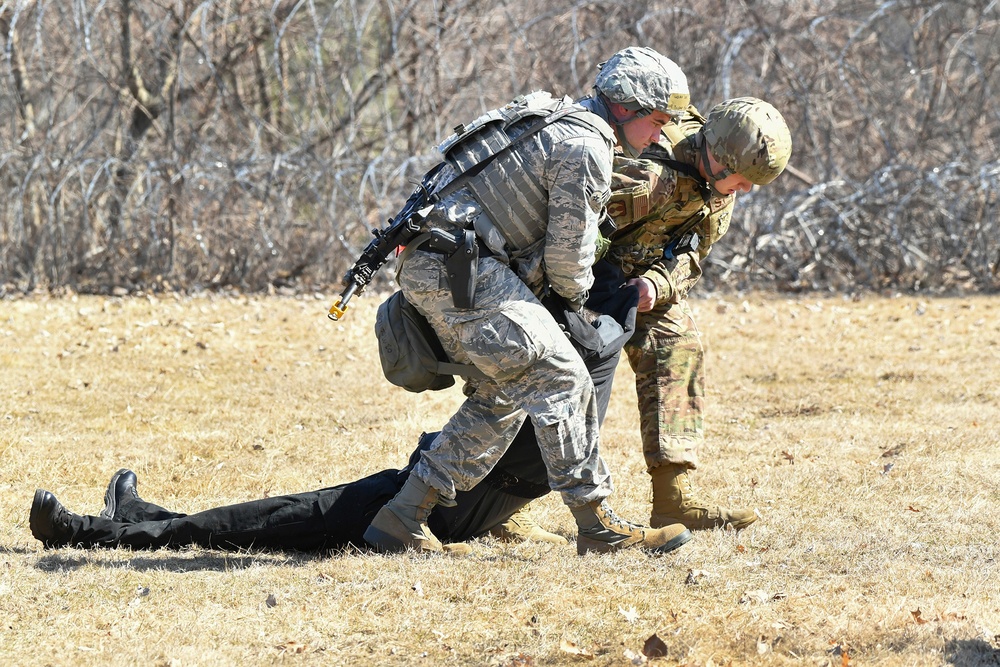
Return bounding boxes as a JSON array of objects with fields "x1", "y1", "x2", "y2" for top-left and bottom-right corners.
[{"x1": 604, "y1": 107, "x2": 735, "y2": 306}]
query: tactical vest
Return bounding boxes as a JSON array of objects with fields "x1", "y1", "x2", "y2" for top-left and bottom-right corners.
[
  {"x1": 437, "y1": 91, "x2": 614, "y2": 253},
  {"x1": 605, "y1": 110, "x2": 734, "y2": 274}
]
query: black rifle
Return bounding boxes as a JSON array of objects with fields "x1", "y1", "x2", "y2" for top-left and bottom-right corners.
[
  {"x1": 329, "y1": 100, "x2": 588, "y2": 321},
  {"x1": 328, "y1": 164, "x2": 449, "y2": 321}
]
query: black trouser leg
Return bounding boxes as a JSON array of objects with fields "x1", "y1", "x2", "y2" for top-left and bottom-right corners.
[
  {"x1": 116, "y1": 498, "x2": 179, "y2": 523},
  {"x1": 67, "y1": 492, "x2": 331, "y2": 551},
  {"x1": 68, "y1": 469, "x2": 404, "y2": 552}
]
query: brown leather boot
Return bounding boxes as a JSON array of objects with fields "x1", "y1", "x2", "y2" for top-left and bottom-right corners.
[
  {"x1": 571, "y1": 500, "x2": 691, "y2": 555},
  {"x1": 490, "y1": 503, "x2": 568, "y2": 545},
  {"x1": 363, "y1": 475, "x2": 445, "y2": 553},
  {"x1": 650, "y1": 464, "x2": 757, "y2": 530}
]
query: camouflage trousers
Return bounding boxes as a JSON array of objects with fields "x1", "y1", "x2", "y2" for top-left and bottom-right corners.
[
  {"x1": 624, "y1": 296, "x2": 704, "y2": 471},
  {"x1": 397, "y1": 251, "x2": 613, "y2": 509}
]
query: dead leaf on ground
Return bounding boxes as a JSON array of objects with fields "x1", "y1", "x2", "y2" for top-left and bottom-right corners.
[
  {"x1": 559, "y1": 638, "x2": 594, "y2": 658},
  {"x1": 502, "y1": 653, "x2": 535, "y2": 666},
  {"x1": 740, "y1": 590, "x2": 786, "y2": 604},
  {"x1": 911, "y1": 608, "x2": 929, "y2": 624},
  {"x1": 275, "y1": 641, "x2": 307, "y2": 654},
  {"x1": 642, "y1": 633, "x2": 668, "y2": 659},
  {"x1": 882, "y1": 443, "x2": 907, "y2": 457},
  {"x1": 685, "y1": 569, "x2": 713, "y2": 585},
  {"x1": 828, "y1": 642, "x2": 848, "y2": 657}
]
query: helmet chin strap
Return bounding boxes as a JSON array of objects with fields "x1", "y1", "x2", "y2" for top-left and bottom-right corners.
[
  {"x1": 616, "y1": 120, "x2": 644, "y2": 158},
  {"x1": 698, "y1": 139, "x2": 733, "y2": 195},
  {"x1": 591, "y1": 93, "x2": 647, "y2": 158}
]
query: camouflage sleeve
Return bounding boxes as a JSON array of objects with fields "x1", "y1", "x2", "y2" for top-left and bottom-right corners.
[
  {"x1": 542, "y1": 135, "x2": 612, "y2": 305},
  {"x1": 641, "y1": 264, "x2": 676, "y2": 305}
]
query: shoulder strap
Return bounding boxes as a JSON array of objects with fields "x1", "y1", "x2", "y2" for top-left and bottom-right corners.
[{"x1": 432, "y1": 103, "x2": 591, "y2": 203}]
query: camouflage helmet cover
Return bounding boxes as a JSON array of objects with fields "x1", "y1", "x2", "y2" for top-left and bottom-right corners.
[
  {"x1": 594, "y1": 46, "x2": 690, "y2": 116},
  {"x1": 703, "y1": 97, "x2": 792, "y2": 185}
]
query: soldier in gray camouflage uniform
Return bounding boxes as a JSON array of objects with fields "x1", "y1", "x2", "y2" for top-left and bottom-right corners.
[
  {"x1": 364, "y1": 47, "x2": 697, "y2": 556},
  {"x1": 603, "y1": 97, "x2": 792, "y2": 530}
]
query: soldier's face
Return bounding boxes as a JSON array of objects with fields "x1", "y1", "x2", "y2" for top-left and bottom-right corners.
[
  {"x1": 619, "y1": 110, "x2": 674, "y2": 151},
  {"x1": 703, "y1": 148, "x2": 754, "y2": 195},
  {"x1": 713, "y1": 173, "x2": 754, "y2": 195}
]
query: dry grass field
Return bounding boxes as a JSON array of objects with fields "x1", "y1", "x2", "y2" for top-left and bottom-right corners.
[{"x1": 1, "y1": 290, "x2": 998, "y2": 666}]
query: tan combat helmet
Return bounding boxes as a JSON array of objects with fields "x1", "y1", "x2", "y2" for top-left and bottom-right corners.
[{"x1": 702, "y1": 97, "x2": 792, "y2": 185}]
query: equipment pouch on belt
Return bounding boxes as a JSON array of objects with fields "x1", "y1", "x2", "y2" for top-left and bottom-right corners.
[
  {"x1": 375, "y1": 291, "x2": 485, "y2": 393},
  {"x1": 399, "y1": 228, "x2": 481, "y2": 309}
]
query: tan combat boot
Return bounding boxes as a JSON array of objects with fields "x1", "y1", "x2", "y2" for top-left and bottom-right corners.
[
  {"x1": 363, "y1": 475, "x2": 446, "y2": 553},
  {"x1": 490, "y1": 503, "x2": 568, "y2": 545},
  {"x1": 571, "y1": 500, "x2": 692, "y2": 556},
  {"x1": 650, "y1": 464, "x2": 757, "y2": 530}
]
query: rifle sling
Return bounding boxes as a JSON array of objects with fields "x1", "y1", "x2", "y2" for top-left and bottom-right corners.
[{"x1": 430, "y1": 105, "x2": 583, "y2": 204}]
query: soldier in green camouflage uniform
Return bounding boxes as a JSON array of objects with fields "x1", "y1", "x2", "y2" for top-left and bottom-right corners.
[
  {"x1": 604, "y1": 97, "x2": 792, "y2": 530},
  {"x1": 365, "y1": 48, "x2": 699, "y2": 557}
]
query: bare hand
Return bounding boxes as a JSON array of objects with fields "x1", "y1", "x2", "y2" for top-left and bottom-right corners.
[{"x1": 627, "y1": 277, "x2": 657, "y2": 312}]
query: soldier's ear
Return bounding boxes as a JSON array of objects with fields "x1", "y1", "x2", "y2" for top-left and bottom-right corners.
[{"x1": 608, "y1": 102, "x2": 639, "y2": 123}]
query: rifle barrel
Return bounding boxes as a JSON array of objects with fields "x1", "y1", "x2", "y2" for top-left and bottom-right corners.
[{"x1": 328, "y1": 282, "x2": 358, "y2": 321}]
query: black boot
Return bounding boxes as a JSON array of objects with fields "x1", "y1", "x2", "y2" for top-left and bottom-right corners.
[
  {"x1": 29, "y1": 490, "x2": 80, "y2": 548},
  {"x1": 100, "y1": 469, "x2": 140, "y2": 520}
]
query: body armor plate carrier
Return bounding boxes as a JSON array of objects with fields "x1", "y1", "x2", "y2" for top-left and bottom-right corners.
[{"x1": 437, "y1": 91, "x2": 614, "y2": 254}]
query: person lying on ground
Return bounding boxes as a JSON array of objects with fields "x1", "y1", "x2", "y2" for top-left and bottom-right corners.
[{"x1": 30, "y1": 261, "x2": 692, "y2": 556}]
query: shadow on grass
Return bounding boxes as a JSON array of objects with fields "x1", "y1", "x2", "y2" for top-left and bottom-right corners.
[
  {"x1": 945, "y1": 638, "x2": 1000, "y2": 666},
  {"x1": 31, "y1": 540, "x2": 534, "y2": 573},
  {"x1": 34, "y1": 550, "x2": 323, "y2": 573},
  {"x1": 0, "y1": 545, "x2": 35, "y2": 555}
]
